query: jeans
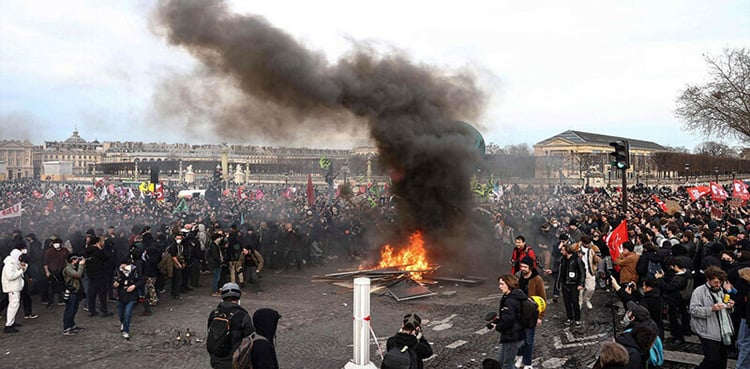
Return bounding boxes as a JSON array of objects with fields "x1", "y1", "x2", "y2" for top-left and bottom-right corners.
[
  {"x1": 561, "y1": 284, "x2": 581, "y2": 321},
  {"x1": 516, "y1": 327, "x2": 535, "y2": 366},
  {"x1": 63, "y1": 293, "x2": 80, "y2": 330},
  {"x1": 737, "y1": 319, "x2": 750, "y2": 369},
  {"x1": 117, "y1": 300, "x2": 136, "y2": 333},
  {"x1": 211, "y1": 267, "x2": 222, "y2": 292},
  {"x1": 498, "y1": 340, "x2": 524, "y2": 369}
]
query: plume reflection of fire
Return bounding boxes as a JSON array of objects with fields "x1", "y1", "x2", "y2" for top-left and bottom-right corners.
[{"x1": 377, "y1": 231, "x2": 430, "y2": 280}]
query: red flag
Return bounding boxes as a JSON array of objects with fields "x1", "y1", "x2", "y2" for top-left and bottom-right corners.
[
  {"x1": 606, "y1": 220, "x2": 628, "y2": 265},
  {"x1": 306, "y1": 174, "x2": 315, "y2": 206},
  {"x1": 0, "y1": 202, "x2": 22, "y2": 220},
  {"x1": 85, "y1": 187, "x2": 95, "y2": 202},
  {"x1": 238, "y1": 186, "x2": 248, "y2": 200},
  {"x1": 651, "y1": 194, "x2": 668, "y2": 212},
  {"x1": 255, "y1": 189, "x2": 264, "y2": 200},
  {"x1": 732, "y1": 180, "x2": 749, "y2": 200},
  {"x1": 709, "y1": 182, "x2": 728, "y2": 202},
  {"x1": 686, "y1": 186, "x2": 711, "y2": 201},
  {"x1": 155, "y1": 182, "x2": 165, "y2": 201}
]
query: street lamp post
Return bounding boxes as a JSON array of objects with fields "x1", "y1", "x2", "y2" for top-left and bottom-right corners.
[
  {"x1": 714, "y1": 167, "x2": 719, "y2": 183},
  {"x1": 684, "y1": 163, "x2": 690, "y2": 184}
]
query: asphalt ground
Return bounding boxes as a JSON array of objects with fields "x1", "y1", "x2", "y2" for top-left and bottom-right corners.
[{"x1": 0, "y1": 259, "x2": 728, "y2": 369}]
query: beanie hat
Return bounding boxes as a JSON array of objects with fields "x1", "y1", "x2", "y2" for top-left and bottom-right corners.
[
  {"x1": 220, "y1": 282, "x2": 241, "y2": 300},
  {"x1": 626, "y1": 301, "x2": 651, "y2": 322}
]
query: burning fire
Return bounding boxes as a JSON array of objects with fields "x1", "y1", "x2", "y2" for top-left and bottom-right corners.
[{"x1": 377, "y1": 231, "x2": 430, "y2": 280}]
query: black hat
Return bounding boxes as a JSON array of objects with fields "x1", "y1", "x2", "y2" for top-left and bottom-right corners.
[
  {"x1": 626, "y1": 301, "x2": 651, "y2": 322},
  {"x1": 520, "y1": 256, "x2": 535, "y2": 268}
]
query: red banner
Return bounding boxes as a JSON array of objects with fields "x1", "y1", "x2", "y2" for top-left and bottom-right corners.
[
  {"x1": 686, "y1": 186, "x2": 711, "y2": 201},
  {"x1": 733, "y1": 179, "x2": 750, "y2": 200},
  {"x1": 606, "y1": 220, "x2": 628, "y2": 264},
  {"x1": 709, "y1": 182, "x2": 728, "y2": 202},
  {"x1": 651, "y1": 194, "x2": 668, "y2": 212},
  {"x1": 0, "y1": 202, "x2": 22, "y2": 220}
]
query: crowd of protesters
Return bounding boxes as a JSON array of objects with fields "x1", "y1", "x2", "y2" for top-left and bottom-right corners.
[
  {"x1": 2, "y1": 176, "x2": 750, "y2": 368},
  {"x1": 484, "y1": 181, "x2": 750, "y2": 369},
  {"x1": 0, "y1": 177, "x2": 376, "y2": 340}
]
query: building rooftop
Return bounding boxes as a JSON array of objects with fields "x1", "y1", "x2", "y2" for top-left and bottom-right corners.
[{"x1": 535, "y1": 130, "x2": 668, "y2": 151}]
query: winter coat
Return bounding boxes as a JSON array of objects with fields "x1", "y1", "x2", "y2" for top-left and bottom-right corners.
[
  {"x1": 63, "y1": 262, "x2": 85, "y2": 292},
  {"x1": 656, "y1": 271, "x2": 688, "y2": 305},
  {"x1": 114, "y1": 265, "x2": 145, "y2": 304},
  {"x1": 615, "y1": 252, "x2": 639, "y2": 284},
  {"x1": 690, "y1": 283, "x2": 730, "y2": 342},
  {"x1": 1, "y1": 249, "x2": 25, "y2": 293},
  {"x1": 208, "y1": 301, "x2": 254, "y2": 369},
  {"x1": 495, "y1": 288, "x2": 527, "y2": 343},
  {"x1": 384, "y1": 331, "x2": 433, "y2": 369},
  {"x1": 557, "y1": 253, "x2": 585, "y2": 287},
  {"x1": 615, "y1": 330, "x2": 648, "y2": 369},
  {"x1": 250, "y1": 308, "x2": 281, "y2": 369}
]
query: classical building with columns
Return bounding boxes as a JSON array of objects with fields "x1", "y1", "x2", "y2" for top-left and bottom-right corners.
[
  {"x1": 0, "y1": 139, "x2": 34, "y2": 180},
  {"x1": 534, "y1": 130, "x2": 668, "y2": 183},
  {"x1": 36, "y1": 129, "x2": 104, "y2": 177}
]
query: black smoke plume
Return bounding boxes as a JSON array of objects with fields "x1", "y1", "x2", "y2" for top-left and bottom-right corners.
[{"x1": 153, "y1": 0, "x2": 488, "y2": 260}]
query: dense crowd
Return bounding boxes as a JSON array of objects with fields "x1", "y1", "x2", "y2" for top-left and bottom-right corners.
[{"x1": 2, "y1": 177, "x2": 750, "y2": 369}]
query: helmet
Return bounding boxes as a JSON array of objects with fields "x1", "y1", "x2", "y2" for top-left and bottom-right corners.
[
  {"x1": 531, "y1": 295, "x2": 547, "y2": 314},
  {"x1": 220, "y1": 282, "x2": 241, "y2": 300}
]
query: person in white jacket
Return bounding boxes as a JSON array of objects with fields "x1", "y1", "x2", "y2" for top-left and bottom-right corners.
[{"x1": 2, "y1": 248, "x2": 27, "y2": 333}]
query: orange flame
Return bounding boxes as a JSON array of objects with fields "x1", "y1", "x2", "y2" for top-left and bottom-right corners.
[{"x1": 377, "y1": 231, "x2": 429, "y2": 280}]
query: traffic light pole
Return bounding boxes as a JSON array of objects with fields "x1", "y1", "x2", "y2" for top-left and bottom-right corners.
[{"x1": 621, "y1": 168, "x2": 628, "y2": 214}]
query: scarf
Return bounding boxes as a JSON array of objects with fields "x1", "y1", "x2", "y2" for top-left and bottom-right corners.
[{"x1": 709, "y1": 288, "x2": 734, "y2": 345}]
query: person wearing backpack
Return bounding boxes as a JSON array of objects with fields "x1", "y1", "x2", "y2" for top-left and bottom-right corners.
[
  {"x1": 248, "y1": 308, "x2": 281, "y2": 369},
  {"x1": 515, "y1": 257, "x2": 546, "y2": 369},
  {"x1": 654, "y1": 257, "x2": 690, "y2": 343},
  {"x1": 490, "y1": 275, "x2": 526, "y2": 369},
  {"x1": 382, "y1": 313, "x2": 433, "y2": 369},
  {"x1": 207, "y1": 282, "x2": 255, "y2": 369}
]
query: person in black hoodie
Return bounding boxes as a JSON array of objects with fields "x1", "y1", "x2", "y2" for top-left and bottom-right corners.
[
  {"x1": 251, "y1": 308, "x2": 282, "y2": 369},
  {"x1": 655, "y1": 258, "x2": 690, "y2": 343},
  {"x1": 83, "y1": 236, "x2": 112, "y2": 318},
  {"x1": 491, "y1": 274, "x2": 526, "y2": 369},
  {"x1": 615, "y1": 323, "x2": 657, "y2": 369},
  {"x1": 384, "y1": 312, "x2": 433, "y2": 369},
  {"x1": 556, "y1": 243, "x2": 585, "y2": 327}
]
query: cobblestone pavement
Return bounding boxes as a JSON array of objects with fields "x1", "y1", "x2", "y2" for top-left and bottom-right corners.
[{"x1": 0, "y1": 260, "x2": 728, "y2": 369}]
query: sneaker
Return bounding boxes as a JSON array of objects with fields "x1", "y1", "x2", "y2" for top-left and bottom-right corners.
[
  {"x1": 122, "y1": 332, "x2": 130, "y2": 340},
  {"x1": 62, "y1": 328, "x2": 77, "y2": 336},
  {"x1": 523, "y1": 366, "x2": 534, "y2": 369},
  {"x1": 82, "y1": 306, "x2": 89, "y2": 312},
  {"x1": 552, "y1": 295, "x2": 559, "y2": 303},
  {"x1": 585, "y1": 301, "x2": 593, "y2": 310},
  {"x1": 4, "y1": 326, "x2": 19, "y2": 333},
  {"x1": 575, "y1": 321, "x2": 582, "y2": 328},
  {"x1": 120, "y1": 324, "x2": 124, "y2": 332},
  {"x1": 158, "y1": 289, "x2": 166, "y2": 294},
  {"x1": 564, "y1": 319, "x2": 572, "y2": 325},
  {"x1": 72, "y1": 326, "x2": 86, "y2": 332},
  {"x1": 57, "y1": 302, "x2": 66, "y2": 306},
  {"x1": 24, "y1": 314, "x2": 39, "y2": 319},
  {"x1": 514, "y1": 355, "x2": 523, "y2": 368}
]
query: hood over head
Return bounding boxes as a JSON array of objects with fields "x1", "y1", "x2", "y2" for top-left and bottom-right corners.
[{"x1": 253, "y1": 308, "x2": 281, "y2": 339}]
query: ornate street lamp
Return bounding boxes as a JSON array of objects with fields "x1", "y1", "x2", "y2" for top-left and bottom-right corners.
[{"x1": 714, "y1": 166, "x2": 719, "y2": 183}]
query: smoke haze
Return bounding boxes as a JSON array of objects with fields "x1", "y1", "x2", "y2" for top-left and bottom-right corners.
[{"x1": 153, "y1": 0, "x2": 489, "y2": 261}]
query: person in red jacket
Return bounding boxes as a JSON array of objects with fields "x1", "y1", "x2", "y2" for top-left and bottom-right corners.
[{"x1": 511, "y1": 236, "x2": 538, "y2": 275}]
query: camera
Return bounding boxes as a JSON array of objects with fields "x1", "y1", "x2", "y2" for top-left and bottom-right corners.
[{"x1": 626, "y1": 282, "x2": 637, "y2": 289}]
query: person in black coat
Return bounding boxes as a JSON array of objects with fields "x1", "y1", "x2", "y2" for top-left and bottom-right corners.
[
  {"x1": 615, "y1": 323, "x2": 657, "y2": 369},
  {"x1": 83, "y1": 236, "x2": 112, "y2": 317},
  {"x1": 655, "y1": 258, "x2": 690, "y2": 342},
  {"x1": 385, "y1": 313, "x2": 433, "y2": 369},
  {"x1": 113, "y1": 261, "x2": 144, "y2": 340},
  {"x1": 491, "y1": 274, "x2": 526, "y2": 368},
  {"x1": 556, "y1": 243, "x2": 586, "y2": 327}
]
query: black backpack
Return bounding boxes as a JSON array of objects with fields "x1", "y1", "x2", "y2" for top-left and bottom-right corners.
[
  {"x1": 680, "y1": 271, "x2": 695, "y2": 302},
  {"x1": 646, "y1": 260, "x2": 661, "y2": 279},
  {"x1": 381, "y1": 344, "x2": 416, "y2": 369},
  {"x1": 519, "y1": 298, "x2": 539, "y2": 329},
  {"x1": 207, "y1": 308, "x2": 236, "y2": 357}
]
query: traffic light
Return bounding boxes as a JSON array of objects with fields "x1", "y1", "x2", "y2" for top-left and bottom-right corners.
[{"x1": 609, "y1": 140, "x2": 630, "y2": 170}]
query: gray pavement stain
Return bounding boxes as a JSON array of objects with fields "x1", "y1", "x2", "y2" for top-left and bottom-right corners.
[{"x1": 0, "y1": 262, "x2": 713, "y2": 369}]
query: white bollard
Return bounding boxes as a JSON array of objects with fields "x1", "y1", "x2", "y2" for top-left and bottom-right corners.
[{"x1": 344, "y1": 277, "x2": 378, "y2": 369}]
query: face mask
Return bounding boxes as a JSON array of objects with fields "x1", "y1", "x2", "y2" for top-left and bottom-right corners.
[
  {"x1": 53, "y1": 243, "x2": 61, "y2": 249},
  {"x1": 621, "y1": 314, "x2": 633, "y2": 326},
  {"x1": 176, "y1": 239, "x2": 182, "y2": 244},
  {"x1": 21, "y1": 249, "x2": 28, "y2": 254}
]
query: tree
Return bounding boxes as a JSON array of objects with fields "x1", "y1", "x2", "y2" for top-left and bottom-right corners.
[
  {"x1": 693, "y1": 141, "x2": 739, "y2": 158},
  {"x1": 676, "y1": 48, "x2": 750, "y2": 141}
]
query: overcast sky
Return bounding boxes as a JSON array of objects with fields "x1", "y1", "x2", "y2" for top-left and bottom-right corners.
[{"x1": 1, "y1": 0, "x2": 748, "y2": 150}]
